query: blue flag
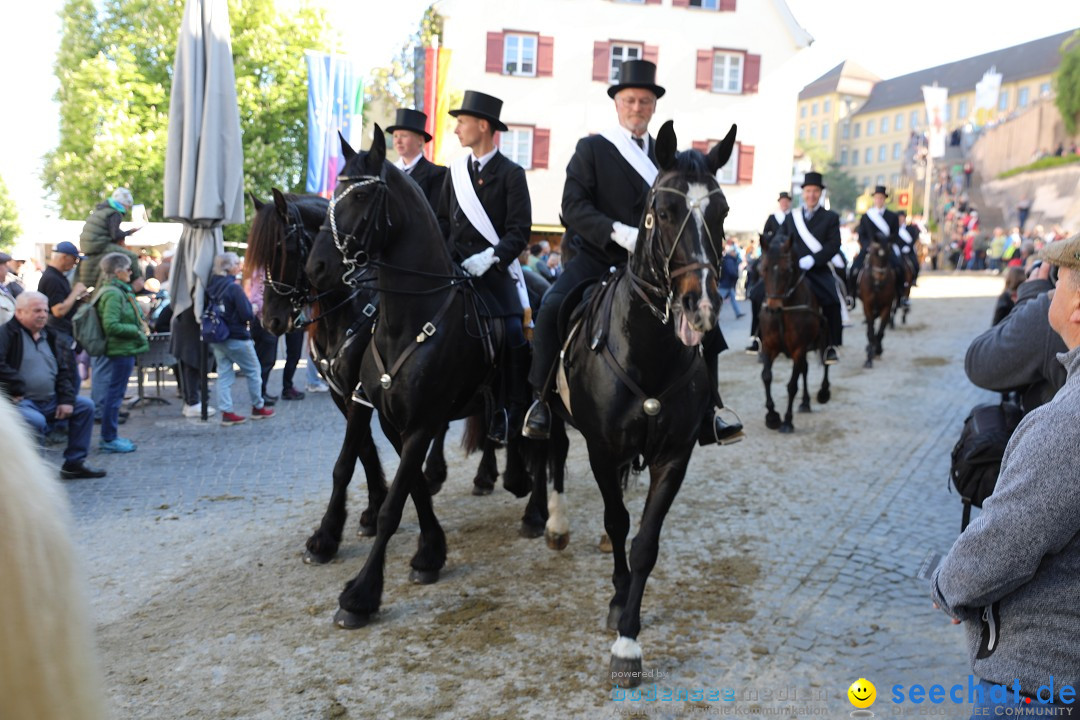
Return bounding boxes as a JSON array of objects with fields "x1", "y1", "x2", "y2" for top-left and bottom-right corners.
[{"x1": 306, "y1": 52, "x2": 364, "y2": 197}]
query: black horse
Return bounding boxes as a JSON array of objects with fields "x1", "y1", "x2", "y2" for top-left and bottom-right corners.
[
  {"x1": 858, "y1": 235, "x2": 897, "y2": 368},
  {"x1": 757, "y1": 229, "x2": 831, "y2": 432},
  {"x1": 537, "y1": 121, "x2": 734, "y2": 686},
  {"x1": 304, "y1": 127, "x2": 546, "y2": 628}
]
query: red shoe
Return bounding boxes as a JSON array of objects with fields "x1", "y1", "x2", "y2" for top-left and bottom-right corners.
[
  {"x1": 251, "y1": 406, "x2": 274, "y2": 420},
  {"x1": 221, "y1": 411, "x2": 247, "y2": 425}
]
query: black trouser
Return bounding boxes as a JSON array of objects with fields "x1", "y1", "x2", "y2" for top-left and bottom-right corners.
[
  {"x1": 177, "y1": 360, "x2": 201, "y2": 406},
  {"x1": 748, "y1": 280, "x2": 763, "y2": 339},
  {"x1": 282, "y1": 329, "x2": 304, "y2": 391},
  {"x1": 250, "y1": 317, "x2": 279, "y2": 396}
]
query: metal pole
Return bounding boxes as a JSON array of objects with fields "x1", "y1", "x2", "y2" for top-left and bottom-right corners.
[
  {"x1": 200, "y1": 338, "x2": 208, "y2": 421},
  {"x1": 923, "y1": 152, "x2": 934, "y2": 226}
]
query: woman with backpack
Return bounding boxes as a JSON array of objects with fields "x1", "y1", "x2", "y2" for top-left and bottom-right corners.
[
  {"x1": 96, "y1": 252, "x2": 149, "y2": 453},
  {"x1": 206, "y1": 253, "x2": 274, "y2": 426}
]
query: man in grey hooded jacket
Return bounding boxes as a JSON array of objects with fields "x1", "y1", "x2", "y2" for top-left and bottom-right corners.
[{"x1": 932, "y1": 233, "x2": 1080, "y2": 717}]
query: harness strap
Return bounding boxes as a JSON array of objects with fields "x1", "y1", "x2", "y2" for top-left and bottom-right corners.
[{"x1": 370, "y1": 286, "x2": 460, "y2": 390}]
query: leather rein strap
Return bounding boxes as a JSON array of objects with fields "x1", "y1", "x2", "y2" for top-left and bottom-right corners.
[{"x1": 370, "y1": 285, "x2": 460, "y2": 390}]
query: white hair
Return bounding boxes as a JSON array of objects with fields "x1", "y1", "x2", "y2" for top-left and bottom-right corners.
[
  {"x1": 213, "y1": 252, "x2": 241, "y2": 276},
  {"x1": 14, "y1": 290, "x2": 48, "y2": 310}
]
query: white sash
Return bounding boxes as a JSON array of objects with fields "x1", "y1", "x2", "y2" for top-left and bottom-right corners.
[
  {"x1": 450, "y1": 154, "x2": 529, "y2": 313},
  {"x1": 898, "y1": 226, "x2": 913, "y2": 244},
  {"x1": 866, "y1": 208, "x2": 891, "y2": 238},
  {"x1": 599, "y1": 127, "x2": 658, "y2": 187},
  {"x1": 773, "y1": 210, "x2": 787, "y2": 226},
  {"x1": 791, "y1": 208, "x2": 824, "y2": 254}
]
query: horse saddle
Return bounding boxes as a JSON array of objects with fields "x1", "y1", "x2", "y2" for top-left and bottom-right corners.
[{"x1": 555, "y1": 269, "x2": 622, "y2": 418}]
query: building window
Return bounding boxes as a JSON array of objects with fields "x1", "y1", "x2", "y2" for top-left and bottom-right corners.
[
  {"x1": 822, "y1": 122, "x2": 830, "y2": 141},
  {"x1": 800, "y1": 105, "x2": 807, "y2": 119},
  {"x1": 875, "y1": 174, "x2": 884, "y2": 185},
  {"x1": 853, "y1": 122, "x2": 861, "y2": 138},
  {"x1": 851, "y1": 149, "x2": 858, "y2": 166},
  {"x1": 798, "y1": 125, "x2": 806, "y2": 140},
  {"x1": 880, "y1": 116, "x2": 888, "y2": 134},
  {"x1": 811, "y1": 102, "x2": 818, "y2": 116},
  {"x1": 864, "y1": 148, "x2": 872, "y2": 164},
  {"x1": 499, "y1": 126, "x2": 534, "y2": 169},
  {"x1": 503, "y1": 34, "x2": 537, "y2": 76},
  {"x1": 1018, "y1": 87, "x2": 1030, "y2": 108},
  {"x1": 892, "y1": 142, "x2": 901, "y2": 160},
  {"x1": 895, "y1": 112, "x2": 904, "y2": 131},
  {"x1": 810, "y1": 123, "x2": 817, "y2": 140},
  {"x1": 890, "y1": 174, "x2": 899, "y2": 187},
  {"x1": 1040, "y1": 82, "x2": 1052, "y2": 97},
  {"x1": 945, "y1": 102, "x2": 952, "y2": 122},
  {"x1": 840, "y1": 147, "x2": 848, "y2": 165},
  {"x1": 998, "y1": 90, "x2": 1009, "y2": 111},
  {"x1": 957, "y1": 98, "x2": 968, "y2": 120},
  {"x1": 910, "y1": 110, "x2": 920, "y2": 129},
  {"x1": 690, "y1": 0, "x2": 720, "y2": 8},
  {"x1": 878, "y1": 145, "x2": 886, "y2": 162},
  {"x1": 610, "y1": 43, "x2": 642, "y2": 83},
  {"x1": 824, "y1": 99, "x2": 832, "y2": 113},
  {"x1": 842, "y1": 122, "x2": 850, "y2": 140},
  {"x1": 711, "y1": 52, "x2": 743, "y2": 94},
  {"x1": 866, "y1": 120, "x2": 874, "y2": 137},
  {"x1": 862, "y1": 176, "x2": 871, "y2": 189}
]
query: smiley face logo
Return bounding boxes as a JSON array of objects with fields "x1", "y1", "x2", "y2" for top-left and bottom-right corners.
[{"x1": 848, "y1": 678, "x2": 876, "y2": 709}]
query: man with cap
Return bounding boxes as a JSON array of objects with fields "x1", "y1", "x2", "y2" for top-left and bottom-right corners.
[
  {"x1": 850, "y1": 185, "x2": 905, "y2": 306},
  {"x1": 386, "y1": 108, "x2": 447, "y2": 214},
  {"x1": 745, "y1": 192, "x2": 794, "y2": 353},
  {"x1": 522, "y1": 59, "x2": 742, "y2": 445},
  {"x1": 437, "y1": 90, "x2": 532, "y2": 445},
  {"x1": 931, "y1": 233, "x2": 1080, "y2": 718},
  {"x1": 0, "y1": 251, "x2": 22, "y2": 300},
  {"x1": 0, "y1": 253, "x2": 15, "y2": 325},
  {"x1": 36, "y1": 242, "x2": 89, "y2": 349}
]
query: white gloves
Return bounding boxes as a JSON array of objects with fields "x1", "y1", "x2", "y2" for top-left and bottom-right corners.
[
  {"x1": 902, "y1": 245, "x2": 911, "y2": 253},
  {"x1": 798, "y1": 255, "x2": 815, "y2": 271},
  {"x1": 462, "y1": 247, "x2": 497, "y2": 277},
  {"x1": 611, "y1": 222, "x2": 638, "y2": 253}
]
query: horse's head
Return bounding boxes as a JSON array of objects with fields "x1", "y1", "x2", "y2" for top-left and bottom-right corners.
[
  {"x1": 307, "y1": 126, "x2": 403, "y2": 290},
  {"x1": 636, "y1": 120, "x2": 735, "y2": 346},
  {"x1": 761, "y1": 228, "x2": 797, "y2": 312},
  {"x1": 244, "y1": 189, "x2": 327, "y2": 335}
]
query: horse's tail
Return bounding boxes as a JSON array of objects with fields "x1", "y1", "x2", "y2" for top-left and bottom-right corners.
[
  {"x1": 0, "y1": 402, "x2": 109, "y2": 720},
  {"x1": 461, "y1": 413, "x2": 485, "y2": 456}
]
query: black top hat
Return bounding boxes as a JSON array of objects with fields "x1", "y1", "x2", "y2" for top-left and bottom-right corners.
[
  {"x1": 802, "y1": 172, "x2": 826, "y2": 189},
  {"x1": 385, "y1": 109, "x2": 432, "y2": 142},
  {"x1": 872, "y1": 185, "x2": 889, "y2": 197},
  {"x1": 608, "y1": 60, "x2": 666, "y2": 99},
  {"x1": 448, "y1": 90, "x2": 508, "y2": 132},
  {"x1": 778, "y1": 192, "x2": 792, "y2": 201}
]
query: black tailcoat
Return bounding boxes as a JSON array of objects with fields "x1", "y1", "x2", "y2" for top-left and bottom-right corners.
[
  {"x1": 782, "y1": 207, "x2": 842, "y2": 307},
  {"x1": 407, "y1": 156, "x2": 447, "y2": 215}
]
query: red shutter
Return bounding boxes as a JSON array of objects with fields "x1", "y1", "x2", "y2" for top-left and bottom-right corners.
[
  {"x1": 720, "y1": 0, "x2": 737, "y2": 10},
  {"x1": 743, "y1": 53, "x2": 761, "y2": 94},
  {"x1": 643, "y1": 44, "x2": 659, "y2": 67},
  {"x1": 593, "y1": 41, "x2": 610, "y2": 82},
  {"x1": 672, "y1": 0, "x2": 690, "y2": 6},
  {"x1": 692, "y1": 140, "x2": 710, "y2": 153},
  {"x1": 537, "y1": 35, "x2": 554, "y2": 77},
  {"x1": 737, "y1": 144, "x2": 755, "y2": 184},
  {"x1": 696, "y1": 50, "x2": 713, "y2": 90},
  {"x1": 532, "y1": 128, "x2": 551, "y2": 169},
  {"x1": 645, "y1": 0, "x2": 662, "y2": 4},
  {"x1": 486, "y1": 32, "x2": 504, "y2": 74}
]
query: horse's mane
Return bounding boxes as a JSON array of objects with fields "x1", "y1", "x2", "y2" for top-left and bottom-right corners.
[
  {"x1": 672, "y1": 148, "x2": 713, "y2": 177},
  {"x1": 243, "y1": 193, "x2": 328, "y2": 282}
]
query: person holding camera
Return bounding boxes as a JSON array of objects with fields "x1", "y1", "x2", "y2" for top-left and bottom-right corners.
[{"x1": 36, "y1": 242, "x2": 89, "y2": 346}]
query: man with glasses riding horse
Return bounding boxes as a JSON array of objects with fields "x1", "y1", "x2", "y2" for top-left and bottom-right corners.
[
  {"x1": 850, "y1": 185, "x2": 907, "y2": 307},
  {"x1": 437, "y1": 91, "x2": 533, "y2": 444},
  {"x1": 522, "y1": 60, "x2": 742, "y2": 445}
]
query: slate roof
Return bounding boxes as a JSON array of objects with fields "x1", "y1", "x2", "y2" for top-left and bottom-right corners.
[{"x1": 798, "y1": 60, "x2": 880, "y2": 100}]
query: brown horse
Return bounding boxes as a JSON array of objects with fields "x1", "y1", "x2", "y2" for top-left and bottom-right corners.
[
  {"x1": 858, "y1": 238, "x2": 896, "y2": 368},
  {"x1": 758, "y1": 230, "x2": 830, "y2": 433}
]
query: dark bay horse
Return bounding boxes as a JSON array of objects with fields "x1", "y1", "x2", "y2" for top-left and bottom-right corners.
[
  {"x1": 304, "y1": 127, "x2": 547, "y2": 628},
  {"x1": 537, "y1": 121, "x2": 735, "y2": 686},
  {"x1": 245, "y1": 190, "x2": 476, "y2": 564},
  {"x1": 858, "y1": 237, "x2": 896, "y2": 368},
  {"x1": 757, "y1": 229, "x2": 831, "y2": 433}
]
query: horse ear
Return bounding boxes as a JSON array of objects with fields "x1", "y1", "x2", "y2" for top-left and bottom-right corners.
[
  {"x1": 250, "y1": 192, "x2": 265, "y2": 211},
  {"x1": 367, "y1": 123, "x2": 387, "y2": 174},
  {"x1": 655, "y1": 120, "x2": 677, "y2": 172},
  {"x1": 339, "y1": 131, "x2": 357, "y2": 163},
  {"x1": 707, "y1": 124, "x2": 738, "y2": 175},
  {"x1": 271, "y1": 188, "x2": 288, "y2": 219}
]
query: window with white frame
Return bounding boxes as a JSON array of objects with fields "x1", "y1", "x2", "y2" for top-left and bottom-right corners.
[
  {"x1": 811, "y1": 102, "x2": 818, "y2": 116},
  {"x1": 499, "y1": 126, "x2": 533, "y2": 169},
  {"x1": 892, "y1": 142, "x2": 901, "y2": 160},
  {"x1": 715, "y1": 152, "x2": 737, "y2": 184},
  {"x1": 853, "y1": 122, "x2": 861, "y2": 138},
  {"x1": 503, "y1": 34, "x2": 537, "y2": 77},
  {"x1": 864, "y1": 147, "x2": 872, "y2": 164},
  {"x1": 945, "y1": 102, "x2": 952, "y2": 122},
  {"x1": 824, "y1": 99, "x2": 832, "y2": 113},
  {"x1": 1018, "y1": 87, "x2": 1030, "y2": 108},
  {"x1": 878, "y1": 145, "x2": 886, "y2": 162},
  {"x1": 798, "y1": 125, "x2": 806, "y2": 140},
  {"x1": 910, "y1": 110, "x2": 920, "y2": 129},
  {"x1": 880, "y1": 116, "x2": 888, "y2": 133},
  {"x1": 866, "y1": 120, "x2": 875, "y2": 137},
  {"x1": 800, "y1": 105, "x2": 807, "y2": 119},
  {"x1": 851, "y1": 149, "x2": 858, "y2": 166},
  {"x1": 875, "y1": 174, "x2": 884, "y2": 185},
  {"x1": 840, "y1": 147, "x2": 849, "y2": 165},
  {"x1": 822, "y1": 122, "x2": 830, "y2": 141},
  {"x1": 690, "y1": 0, "x2": 719, "y2": 8},
  {"x1": 895, "y1": 112, "x2": 903, "y2": 131},
  {"x1": 810, "y1": 123, "x2": 817, "y2": 140},
  {"x1": 957, "y1": 98, "x2": 968, "y2": 119},
  {"x1": 609, "y1": 43, "x2": 642, "y2": 83},
  {"x1": 1040, "y1": 82, "x2": 1051, "y2": 96},
  {"x1": 711, "y1": 52, "x2": 743, "y2": 94},
  {"x1": 842, "y1": 122, "x2": 850, "y2": 140},
  {"x1": 998, "y1": 90, "x2": 1009, "y2": 111}
]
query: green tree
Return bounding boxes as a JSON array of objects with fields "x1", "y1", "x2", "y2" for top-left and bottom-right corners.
[
  {"x1": 824, "y1": 164, "x2": 860, "y2": 214},
  {"x1": 0, "y1": 177, "x2": 21, "y2": 251},
  {"x1": 796, "y1": 138, "x2": 832, "y2": 171},
  {"x1": 1056, "y1": 30, "x2": 1080, "y2": 135},
  {"x1": 44, "y1": 0, "x2": 336, "y2": 243},
  {"x1": 365, "y1": 4, "x2": 443, "y2": 115}
]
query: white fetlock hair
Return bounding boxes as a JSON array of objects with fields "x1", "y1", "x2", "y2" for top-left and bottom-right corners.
[{"x1": 0, "y1": 400, "x2": 110, "y2": 720}]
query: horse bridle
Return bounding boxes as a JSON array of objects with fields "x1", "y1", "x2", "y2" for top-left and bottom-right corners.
[
  {"x1": 323, "y1": 173, "x2": 391, "y2": 288},
  {"x1": 627, "y1": 182, "x2": 725, "y2": 324}
]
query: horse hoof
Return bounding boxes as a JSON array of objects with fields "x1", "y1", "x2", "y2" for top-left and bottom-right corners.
[
  {"x1": 765, "y1": 414, "x2": 781, "y2": 430},
  {"x1": 357, "y1": 522, "x2": 376, "y2": 538},
  {"x1": 409, "y1": 568, "x2": 440, "y2": 585},
  {"x1": 609, "y1": 654, "x2": 643, "y2": 688},
  {"x1": 817, "y1": 389, "x2": 831, "y2": 404},
  {"x1": 863, "y1": 360, "x2": 873, "y2": 369},
  {"x1": 798, "y1": 403, "x2": 811, "y2": 413},
  {"x1": 545, "y1": 529, "x2": 570, "y2": 551},
  {"x1": 779, "y1": 423, "x2": 794, "y2": 434},
  {"x1": 471, "y1": 483, "x2": 494, "y2": 497},
  {"x1": 303, "y1": 548, "x2": 334, "y2": 565},
  {"x1": 598, "y1": 534, "x2": 613, "y2": 553},
  {"x1": 333, "y1": 607, "x2": 371, "y2": 629},
  {"x1": 875, "y1": 348, "x2": 883, "y2": 357},
  {"x1": 519, "y1": 521, "x2": 544, "y2": 539}
]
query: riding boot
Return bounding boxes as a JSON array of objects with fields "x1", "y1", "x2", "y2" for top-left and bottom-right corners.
[
  {"x1": 699, "y1": 333, "x2": 745, "y2": 447},
  {"x1": 487, "y1": 357, "x2": 511, "y2": 445},
  {"x1": 523, "y1": 395, "x2": 551, "y2": 440}
]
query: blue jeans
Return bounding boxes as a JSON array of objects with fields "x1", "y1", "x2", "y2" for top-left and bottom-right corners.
[
  {"x1": 90, "y1": 353, "x2": 110, "y2": 418},
  {"x1": 719, "y1": 285, "x2": 743, "y2": 318},
  {"x1": 101, "y1": 355, "x2": 135, "y2": 442},
  {"x1": 969, "y1": 679, "x2": 1075, "y2": 719},
  {"x1": 18, "y1": 395, "x2": 95, "y2": 463},
  {"x1": 211, "y1": 338, "x2": 264, "y2": 413}
]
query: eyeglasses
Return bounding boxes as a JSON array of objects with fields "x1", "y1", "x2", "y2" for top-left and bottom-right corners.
[{"x1": 617, "y1": 97, "x2": 656, "y2": 108}]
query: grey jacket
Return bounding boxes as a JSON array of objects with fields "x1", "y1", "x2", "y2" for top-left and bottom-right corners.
[
  {"x1": 932, "y1": 345, "x2": 1080, "y2": 695},
  {"x1": 965, "y1": 279, "x2": 1067, "y2": 411}
]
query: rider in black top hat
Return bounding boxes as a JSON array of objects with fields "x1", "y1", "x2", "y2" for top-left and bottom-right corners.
[
  {"x1": 850, "y1": 185, "x2": 906, "y2": 306},
  {"x1": 745, "y1": 191, "x2": 793, "y2": 354},
  {"x1": 386, "y1": 108, "x2": 447, "y2": 214},
  {"x1": 522, "y1": 60, "x2": 743, "y2": 446}
]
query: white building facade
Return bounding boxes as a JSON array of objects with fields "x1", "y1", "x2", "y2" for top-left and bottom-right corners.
[{"x1": 436, "y1": 0, "x2": 812, "y2": 234}]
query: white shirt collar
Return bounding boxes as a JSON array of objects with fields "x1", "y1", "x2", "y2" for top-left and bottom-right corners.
[
  {"x1": 471, "y1": 147, "x2": 498, "y2": 173},
  {"x1": 869, "y1": 205, "x2": 885, "y2": 216},
  {"x1": 618, "y1": 124, "x2": 650, "y2": 151},
  {"x1": 803, "y1": 204, "x2": 819, "y2": 217},
  {"x1": 396, "y1": 154, "x2": 422, "y2": 173}
]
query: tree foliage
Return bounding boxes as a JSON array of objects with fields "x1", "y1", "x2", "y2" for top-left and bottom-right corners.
[
  {"x1": 44, "y1": 0, "x2": 336, "y2": 243},
  {"x1": 796, "y1": 138, "x2": 832, "y2": 171},
  {"x1": 365, "y1": 5, "x2": 443, "y2": 117},
  {"x1": 824, "y1": 163, "x2": 860, "y2": 214},
  {"x1": 0, "y1": 177, "x2": 21, "y2": 251},
  {"x1": 1055, "y1": 30, "x2": 1080, "y2": 135}
]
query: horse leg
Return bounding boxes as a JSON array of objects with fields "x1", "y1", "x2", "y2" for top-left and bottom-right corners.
[
  {"x1": 864, "y1": 307, "x2": 875, "y2": 369},
  {"x1": 780, "y1": 352, "x2": 801, "y2": 433},
  {"x1": 817, "y1": 360, "x2": 831, "y2": 404},
  {"x1": 610, "y1": 454, "x2": 690, "y2": 688},
  {"x1": 471, "y1": 438, "x2": 499, "y2": 496},
  {"x1": 587, "y1": 447, "x2": 631, "y2": 637},
  {"x1": 502, "y1": 434, "x2": 531, "y2": 499},
  {"x1": 544, "y1": 417, "x2": 571, "y2": 551},
  {"x1": 422, "y1": 423, "x2": 449, "y2": 496},
  {"x1": 406, "y1": 467, "x2": 447, "y2": 586},
  {"x1": 798, "y1": 353, "x2": 811, "y2": 413},
  {"x1": 762, "y1": 354, "x2": 781, "y2": 430},
  {"x1": 876, "y1": 307, "x2": 888, "y2": 357},
  {"x1": 514, "y1": 436, "x2": 548, "y2": 538},
  {"x1": 335, "y1": 431, "x2": 432, "y2": 628}
]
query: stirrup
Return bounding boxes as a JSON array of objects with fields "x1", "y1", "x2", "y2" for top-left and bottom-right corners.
[
  {"x1": 699, "y1": 407, "x2": 745, "y2": 447},
  {"x1": 522, "y1": 398, "x2": 551, "y2": 440},
  {"x1": 744, "y1": 337, "x2": 761, "y2": 355},
  {"x1": 487, "y1": 408, "x2": 509, "y2": 445}
]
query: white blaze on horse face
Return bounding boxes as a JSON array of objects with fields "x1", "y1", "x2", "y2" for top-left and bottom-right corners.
[{"x1": 611, "y1": 635, "x2": 643, "y2": 659}]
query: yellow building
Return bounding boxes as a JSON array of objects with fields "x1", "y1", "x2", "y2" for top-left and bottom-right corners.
[{"x1": 799, "y1": 29, "x2": 1069, "y2": 195}]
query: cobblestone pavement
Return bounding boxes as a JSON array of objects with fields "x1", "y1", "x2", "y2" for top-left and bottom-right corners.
[{"x1": 64, "y1": 273, "x2": 1009, "y2": 719}]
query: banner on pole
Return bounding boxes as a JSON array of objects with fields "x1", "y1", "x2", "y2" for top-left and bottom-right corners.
[
  {"x1": 306, "y1": 52, "x2": 365, "y2": 198},
  {"x1": 974, "y1": 68, "x2": 1003, "y2": 127},
  {"x1": 922, "y1": 85, "x2": 949, "y2": 159}
]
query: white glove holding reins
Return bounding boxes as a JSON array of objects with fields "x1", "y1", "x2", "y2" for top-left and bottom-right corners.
[
  {"x1": 462, "y1": 247, "x2": 497, "y2": 277},
  {"x1": 611, "y1": 222, "x2": 638, "y2": 254},
  {"x1": 798, "y1": 255, "x2": 815, "y2": 271}
]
